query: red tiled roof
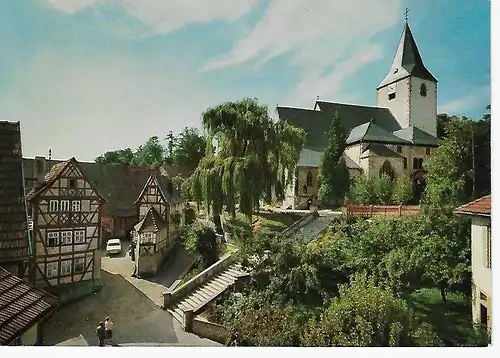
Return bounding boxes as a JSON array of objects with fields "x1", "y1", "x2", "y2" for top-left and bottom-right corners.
[
  {"x1": 0, "y1": 268, "x2": 58, "y2": 345},
  {"x1": 455, "y1": 195, "x2": 491, "y2": 217}
]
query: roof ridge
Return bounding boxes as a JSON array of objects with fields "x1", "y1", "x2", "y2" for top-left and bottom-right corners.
[{"x1": 317, "y1": 101, "x2": 386, "y2": 110}]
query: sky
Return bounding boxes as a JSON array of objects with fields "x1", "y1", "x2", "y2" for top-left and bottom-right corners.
[{"x1": 0, "y1": 0, "x2": 491, "y2": 162}]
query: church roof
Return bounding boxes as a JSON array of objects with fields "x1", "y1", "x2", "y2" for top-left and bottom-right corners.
[
  {"x1": 346, "y1": 121, "x2": 410, "y2": 145},
  {"x1": 297, "y1": 149, "x2": 362, "y2": 170},
  {"x1": 393, "y1": 126, "x2": 440, "y2": 147},
  {"x1": 277, "y1": 102, "x2": 401, "y2": 151},
  {"x1": 360, "y1": 144, "x2": 403, "y2": 159},
  {"x1": 377, "y1": 22, "x2": 437, "y2": 89}
]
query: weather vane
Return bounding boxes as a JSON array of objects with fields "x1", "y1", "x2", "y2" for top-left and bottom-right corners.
[{"x1": 405, "y1": 8, "x2": 409, "y2": 22}]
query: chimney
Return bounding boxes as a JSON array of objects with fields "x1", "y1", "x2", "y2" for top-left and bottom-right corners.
[{"x1": 33, "y1": 156, "x2": 46, "y2": 184}]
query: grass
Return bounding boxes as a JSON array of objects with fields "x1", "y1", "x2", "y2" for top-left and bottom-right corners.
[{"x1": 406, "y1": 288, "x2": 473, "y2": 346}]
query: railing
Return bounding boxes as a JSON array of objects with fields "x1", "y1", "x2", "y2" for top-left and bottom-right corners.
[{"x1": 346, "y1": 205, "x2": 420, "y2": 218}]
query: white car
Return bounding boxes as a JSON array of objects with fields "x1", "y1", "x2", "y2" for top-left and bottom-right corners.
[{"x1": 106, "y1": 238, "x2": 122, "y2": 255}]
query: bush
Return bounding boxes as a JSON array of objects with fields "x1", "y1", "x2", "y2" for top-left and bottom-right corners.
[
  {"x1": 392, "y1": 176, "x2": 414, "y2": 204},
  {"x1": 184, "y1": 219, "x2": 219, "y2": 267}
]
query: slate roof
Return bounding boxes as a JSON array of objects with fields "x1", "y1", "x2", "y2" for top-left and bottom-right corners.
[
  {"x1": 455, "y1": 195, "x2": 491, "y2": 217},
  {"x1": 346, "y1": 120, "x2": 410, "y2": 145},
  {"x1": 297, "y1": 149, "x2": 361, "y2": 170},
  {"x1": 378, "y1": 22, "x2": 437, "y2": 89},
  {"x1": 393, "y1": 125, "x2": 440, "y2": 147},
  {"x1": 0, "y1": 122, "x2": 30, "y2": 261},
  {"x1": 360, "y1": 144, "x2": 403, "y2": 159},
  {"x1": 0, "y1": 267, "x2": 58, "y2": 345},
  {"x1": 134, "y1": 207, "x2": 167, "y2": 233}
]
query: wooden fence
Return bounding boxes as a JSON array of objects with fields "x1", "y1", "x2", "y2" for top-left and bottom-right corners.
[{"x1": 346, "y1": 205, "x2": 420, "y2": 218}]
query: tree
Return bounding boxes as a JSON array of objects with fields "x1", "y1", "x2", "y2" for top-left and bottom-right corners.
[
  {"x1": 318, "y1": 112, "x2": 349, "y2": 206},
  {"x1": 373, "y1": 174, "x2": 393, "y2": 204},
  {"x1": 95, "y1": 148, "x2": 134, "y2": 165},
  {"x1": 172, "y1": 127, "x2": 207, "y2": 170},
  {"x1": 348, "y1": 175, "x2": 375, "y2": 204},
  {"x1": 165, "y1": 130, "x2": 175, "y2": 165},
  {"x1": 190, "y1": 98, "x2": 305, "y2": 221},
  {"x1": 131, "y1": 136, "x2": 166, "y2": 167},
  {"x1": 392, "y1": 176, "x2": 413, "y2": 204},
  {"x1": 183, "y1": 219, "x2": 219, "y2": 267},
  {"x1": 302, "y1": 273, "x2": 441, "y2": 347}
]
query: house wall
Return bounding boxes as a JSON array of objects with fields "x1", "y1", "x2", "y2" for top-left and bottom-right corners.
[
  {"x1": 21, "y1": 322, "x2": 38, "y2": 345},
  {"x1": 376, "y1": 77, "x2": 411, "y2": 129},
  {"x1": 409, "y1": 78, "x2": 438, "y2": 137},
  {"x1": 136, "y1": 228, "x2": 175, "y2": 277},
  {"x1": 471, "y1": 216, "x2": 492, "y2": 329}
]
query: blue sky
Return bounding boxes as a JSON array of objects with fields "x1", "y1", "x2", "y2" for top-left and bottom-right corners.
[{"x1": 0, "y1": 0, "x2": 490, "y2": 161}]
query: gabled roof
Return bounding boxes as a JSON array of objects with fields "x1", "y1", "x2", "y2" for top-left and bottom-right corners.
[
  {"x1": 454, "y1": 195, "x2": 491, "y2": 217},
  {"x1": 0, "y1": 121, "x2": 31, "y2": 261},
  {"x1": 346, "y1": 120, "x2": 410, "y2": 145},
  {"x1": 393, "y1": 125, "x2": 440, "y2": 147},
  {"x1": 360, "y1": 143, "x2": 403, "y2": 159},
  {"x1": 277, "y1": 102, "x2": 401, "y2": 152},
  {"x1": 134, "y1": 207, "x2": 167, "y2": 233},
  {"x1": 0, "y1": 267, "x2": 58, "y2": 345},
  {"x1": 378, "y1": 22, "x2": 437, "y2": 89},
  {"x1": 26, "y1": 157, "x2": 107, "y2": 203},
  {"x1": 134, "y1": 171, "x2": 182, "y2": 206},
  {"x1": 296, "y1": 149, "x2": 362, "y2": 170}
]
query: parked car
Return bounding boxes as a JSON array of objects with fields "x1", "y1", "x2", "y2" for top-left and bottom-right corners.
[{"x1": 106, "y1": 238, "x2": 122, "y2": 255}]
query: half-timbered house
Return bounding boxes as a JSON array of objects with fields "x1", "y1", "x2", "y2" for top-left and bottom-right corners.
[
  {"x1": 0, "y1": 121, "x2": 32, "y2": 280},
  {"x1": 26, "y1": 157, "x2": 106, "y2": 302}
]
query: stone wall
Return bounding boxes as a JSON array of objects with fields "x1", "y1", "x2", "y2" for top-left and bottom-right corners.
[
  {"x1": 51, "y1": 278, "x2": 102, "y2": 304},
  {"x1": 192, "y1": 317, "x2": 230, "y2": 345}
]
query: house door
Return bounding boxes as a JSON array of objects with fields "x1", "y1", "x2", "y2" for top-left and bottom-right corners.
[{"x1": 480, "y1": 304, "x2": 488, "y2": 326}]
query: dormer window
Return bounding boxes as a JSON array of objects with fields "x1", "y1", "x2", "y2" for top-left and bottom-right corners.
[{"x1": 420, "y1": 83, "x2": 427, "y2": 97}]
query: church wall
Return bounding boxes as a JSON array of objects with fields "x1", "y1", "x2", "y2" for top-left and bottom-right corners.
[
  {"x1": 409, "y1": 78, "x2": 437, "y2": 137},
  {"x1": 370, "y1": 156, "x2": 405, "y2": 178},
  {"x1": 345, "y1": 144, "x2": 363, "y2": 166},
  {"x1": 376, "y1": 77, "x2": 411, "y2": 129},
  {"x1": 386, "y1": 144, "x2": 433, "y2": 177}
]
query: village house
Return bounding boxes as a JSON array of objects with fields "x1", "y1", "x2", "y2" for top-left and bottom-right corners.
[
  {"x1": 26, "y1": 157, "x2": 106, "y2": 302},
  {"x1": 455, "y1": 195, "x2": 491, "y2": 330},
  {"x1": 278, "y1": 20, "x2": 440, "y2": 209}
]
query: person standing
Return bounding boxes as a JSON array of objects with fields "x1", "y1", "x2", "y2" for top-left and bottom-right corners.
[
  {"x1": 96, "y1": 322, "x2": 105, "y2": 347},
  {"x1": 104, "y1": 316, "x2": 114, "y2": 344}
]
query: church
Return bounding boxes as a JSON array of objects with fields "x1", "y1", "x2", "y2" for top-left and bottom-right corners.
[{"x1": 278, "y1": 19, "x2": 440, "y2": 210}]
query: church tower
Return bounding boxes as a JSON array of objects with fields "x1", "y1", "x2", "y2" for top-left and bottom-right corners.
[{"x1": 376, "y1": 17, "x2": 438, "y2": 137}]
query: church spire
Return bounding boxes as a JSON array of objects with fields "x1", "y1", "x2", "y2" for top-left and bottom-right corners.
[{"x1": 377, "y1": 19, "x2": 437, "y2": 89}]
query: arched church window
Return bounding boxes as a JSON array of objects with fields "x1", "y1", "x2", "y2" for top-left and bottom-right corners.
[
  {"x1": 403, "y1": 157, "x2": 407, "y2": 169},
  {"x1": 418, "y1": 158, "x2": 424, "y2": 169},
  {"x1": 379, "y1": 161, "x2": 395, "y2": 181},
  {"x1": 303, "y1": 185, "x2": 308, "y2": 194},
  {"x1": 413, "y1": 158, "x2": 418, "y2": 169},
  {"x1": 396, "y1": 145, "x2": 402, "y2": 153},
  {"x1": 420, "y1": 83, "x2": 427, "y2": 97},
  {"x1": 306, "y1": 171, "x2": 313, "y2": 186}
]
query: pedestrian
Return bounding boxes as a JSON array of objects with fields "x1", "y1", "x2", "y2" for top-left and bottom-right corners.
[
  {"x1": 105, "y1": 316, "x2": 114, "y2": 345},
  {"x1": 96, "y1": 322, "x2": 105, "y2": 347}
]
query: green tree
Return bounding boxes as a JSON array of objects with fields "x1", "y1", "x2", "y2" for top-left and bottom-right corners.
[
  {"x1": 318, "y1": 112, "x2": 349, "y2": 206},
  {"x1": 95, "y1": 148, "x2": 134, "y2": 165},
  {"x1": 172, "y1": 127, "x2": 207, "y2": 170},
  {"x1": 348, "y1": 175, "x2": 375, "y2": 204},
  {"x1": 373, "y1": 174, "x2": 393, "y2": 204},
  {"x1": 184, "y1": 219, "x2": 219, "y2": 267},
  {"x1": 132, "y1": 136, "x2": 166, "y2": 167},
  {"x1": 392, "y1": 176, "x2": 413, "y2": 204},
  {"x1": 165, "y1": 130, "x2": 175, "y2": 165}
]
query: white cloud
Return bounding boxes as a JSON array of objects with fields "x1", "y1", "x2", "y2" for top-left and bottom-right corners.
[
  {"x1": 0, "y1": 52, "x2": 230, "y2": 161},
  {"x1": 439, "y1": 86, "x2": 491, "y2": 115},
  {"x1": 45, "y1": 0, "x2": 257, "y2": 34}
]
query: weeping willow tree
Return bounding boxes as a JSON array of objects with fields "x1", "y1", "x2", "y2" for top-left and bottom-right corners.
[{"x1": 187, "y1": 98, "x2": 305, "y2": 221}]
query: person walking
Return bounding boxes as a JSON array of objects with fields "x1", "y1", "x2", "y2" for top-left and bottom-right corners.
[
  {"x1": 104, "y1": 316, "x2": 114, "y2": 345},
  {"x1": 96, "y1": 322, "x2": 105, "y2": 347}
]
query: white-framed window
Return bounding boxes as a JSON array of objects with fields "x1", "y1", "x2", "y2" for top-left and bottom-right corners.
[
  {"x1": 60, "y1": 200, "x2": 70, "y2": 211},
  {"x1": 72, "y1": 200, "x2": 81, "y2": 212},
  {"x1": 149, "y1": 187, "x2": 156, "y2": 195},
  {"x1": 74, "y1": 230, "x2": 86, "y2": 244},
  {"x1": 61, "y1": 231, "x2": 73, "y2": 245},
  {"x1": 141, "y1": 232, "x2": 155, "y2": 243},
  {"x1": 47, "y1": 231, "x2": 60, "y2": 246},
  {"x1": 74, "y1": 257, "x2": 85, "y2": 273},
  {"x1": 46, "y1": 262, "x2": 58, "y2": 278},
  {"x1": 60, "y1": 260, "x2": 72, "y2": 276},
  {"x1": 484, "y1": 225, "x2": 492, "y2": 269},
  {"x1": 49, "y1": 200, "x2": 59, "y2": 212}
]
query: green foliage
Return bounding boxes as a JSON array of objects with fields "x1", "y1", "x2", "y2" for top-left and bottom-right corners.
[
  {"x1": 171, "y1": 127, "x2": 206, "y2": 170},
  {"x1": 392, "y1": 176, "x2": 414, "y2": 204},
  {"x1": 373, "y1": 174, "x2": 393, "y2": 204},
  {"x1": 132, "y1": 136, "x2": 165, "y2": 167},
  {"x1": 318, "y1": 112, "x2": 349, "y2": 205},
  {"x1": 302, "y1": 273, "x2": 441, "y2": 347},
  {"x1": 95, "y1": 148, "x2": 134, "y2": 165},
  {"x1": 170, "y1": 211, "x2": 182, "y2": 229},
  {"x1": 348, "y1": 175, "x2": 375, "y2": 204},
  {"x1": 183, "y1": 206, "x2": 196, "y2": 226},
  {"x1": 183, "y1": 219, "x2": 219, "y2": 267}
]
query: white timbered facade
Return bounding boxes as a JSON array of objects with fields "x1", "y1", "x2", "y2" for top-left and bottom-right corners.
[{"x1": 26, "y1": 158, "x2": 105, "y2": 292}]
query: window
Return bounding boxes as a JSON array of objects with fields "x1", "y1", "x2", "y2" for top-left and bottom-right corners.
[
  {"x1": 46, "y1": 262, "x2": 58, "y2": 278},
  {"x1": 149, "y1": 187, "x2": 156, "y2": 195},
  {"x1": 49, "y1": 200, "x2": 59, "y2": 212},
  {"x1": 418, "y1": 158, "x2": 424, "y2": 169},
  {"x1": 61, "y1": 231, "x2": 73, "y2": 245},
  {"x1": 379, "y1": 161, "x2": 395, "y2": 181},
  {"x1": 420, "y1": 83, "x2": 427, "y2": 97},
  {"x1": 396, "y1": 145, "x2": 402, "y2": 154},
  {"x1": 60, "y1": 260, "x2": 72, "y2": 276},
  {"x1": 480, "y1": 304, "x2": 488, "y2": 327},
  {"x1": 141, "y1": 232, "x2": 154, "y2": 243},
  {"x1": 74, "y1": 230, "x2": 86, "y2": 244},
  {"x1": 69, "y1": 178, "x2": 76, "y2": 189},
  {"x1": 306, "y1": 171, "x2": 313, "y2": 186},
  {"x1": 388, "y1": 92, "x2": 396, "y2": 100},
  {"x1": 403, "y1": 157, "x2": 407, "y2": 169},
  {"x1": 47, "y1": 232, "x2": 59, "y2": 246},
  {"x1": 303, "y1": 185, "x2": 308, "y2": 194},
  {"x1": 74, "y1": 257, "x2": 85, "y2": 273},
  {"x1": 60, "y1": 200, "x2": 70, "y2": 212},
  {"x1": 72, "y1": 200, "x2": 81, "y2": 212},
  {"x1": 484, "y1": 225, "x2": 491, "y2": 269},
  {"x1": 426, "y1": 147, "x2": 431, "y2": 155}
]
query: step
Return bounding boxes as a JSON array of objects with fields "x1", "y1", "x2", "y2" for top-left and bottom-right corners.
[
  {"x1": 213, "y1": 276, "x2": 234, "y2": 287},
  {"x1": 216, "y1": 273, "x2": 235, "y2": 284},
  {"x1": 184, "y1": 295, "x2": 204, "y2": 307},
  {"x1": 206, "y1": 280, "x2": 227, "y2": 292},
  {"x1": 188, "y1": 292, "x2": 206, "y2": 306},
  {"x1": 226, "y1": 268, "x2": 244, "y2": 277},
  {"x1": 177, "y1": 300, "x2": 195, "y2": 311},
  {"x1": 193, "y1": 289, "x2": 211, "y2": 301},
  {"x1": 199, "y1": 286, "x2": 219, "y2": 298},
  {"x1": 219, "y1": 272, "x2": 237, "y2": 281}
]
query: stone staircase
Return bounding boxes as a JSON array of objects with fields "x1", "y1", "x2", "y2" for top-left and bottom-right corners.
[
  {"x1": 167, "y1": 262, "x2": 245, "y2": 324},
  {"x1": 293, "y1": 212, "x2": 338, "y2": 243}
]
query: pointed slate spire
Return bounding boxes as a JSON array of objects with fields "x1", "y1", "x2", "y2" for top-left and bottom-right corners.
[{"x1": 377, "y1": 22, "x2": 437, "y2": 89}]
